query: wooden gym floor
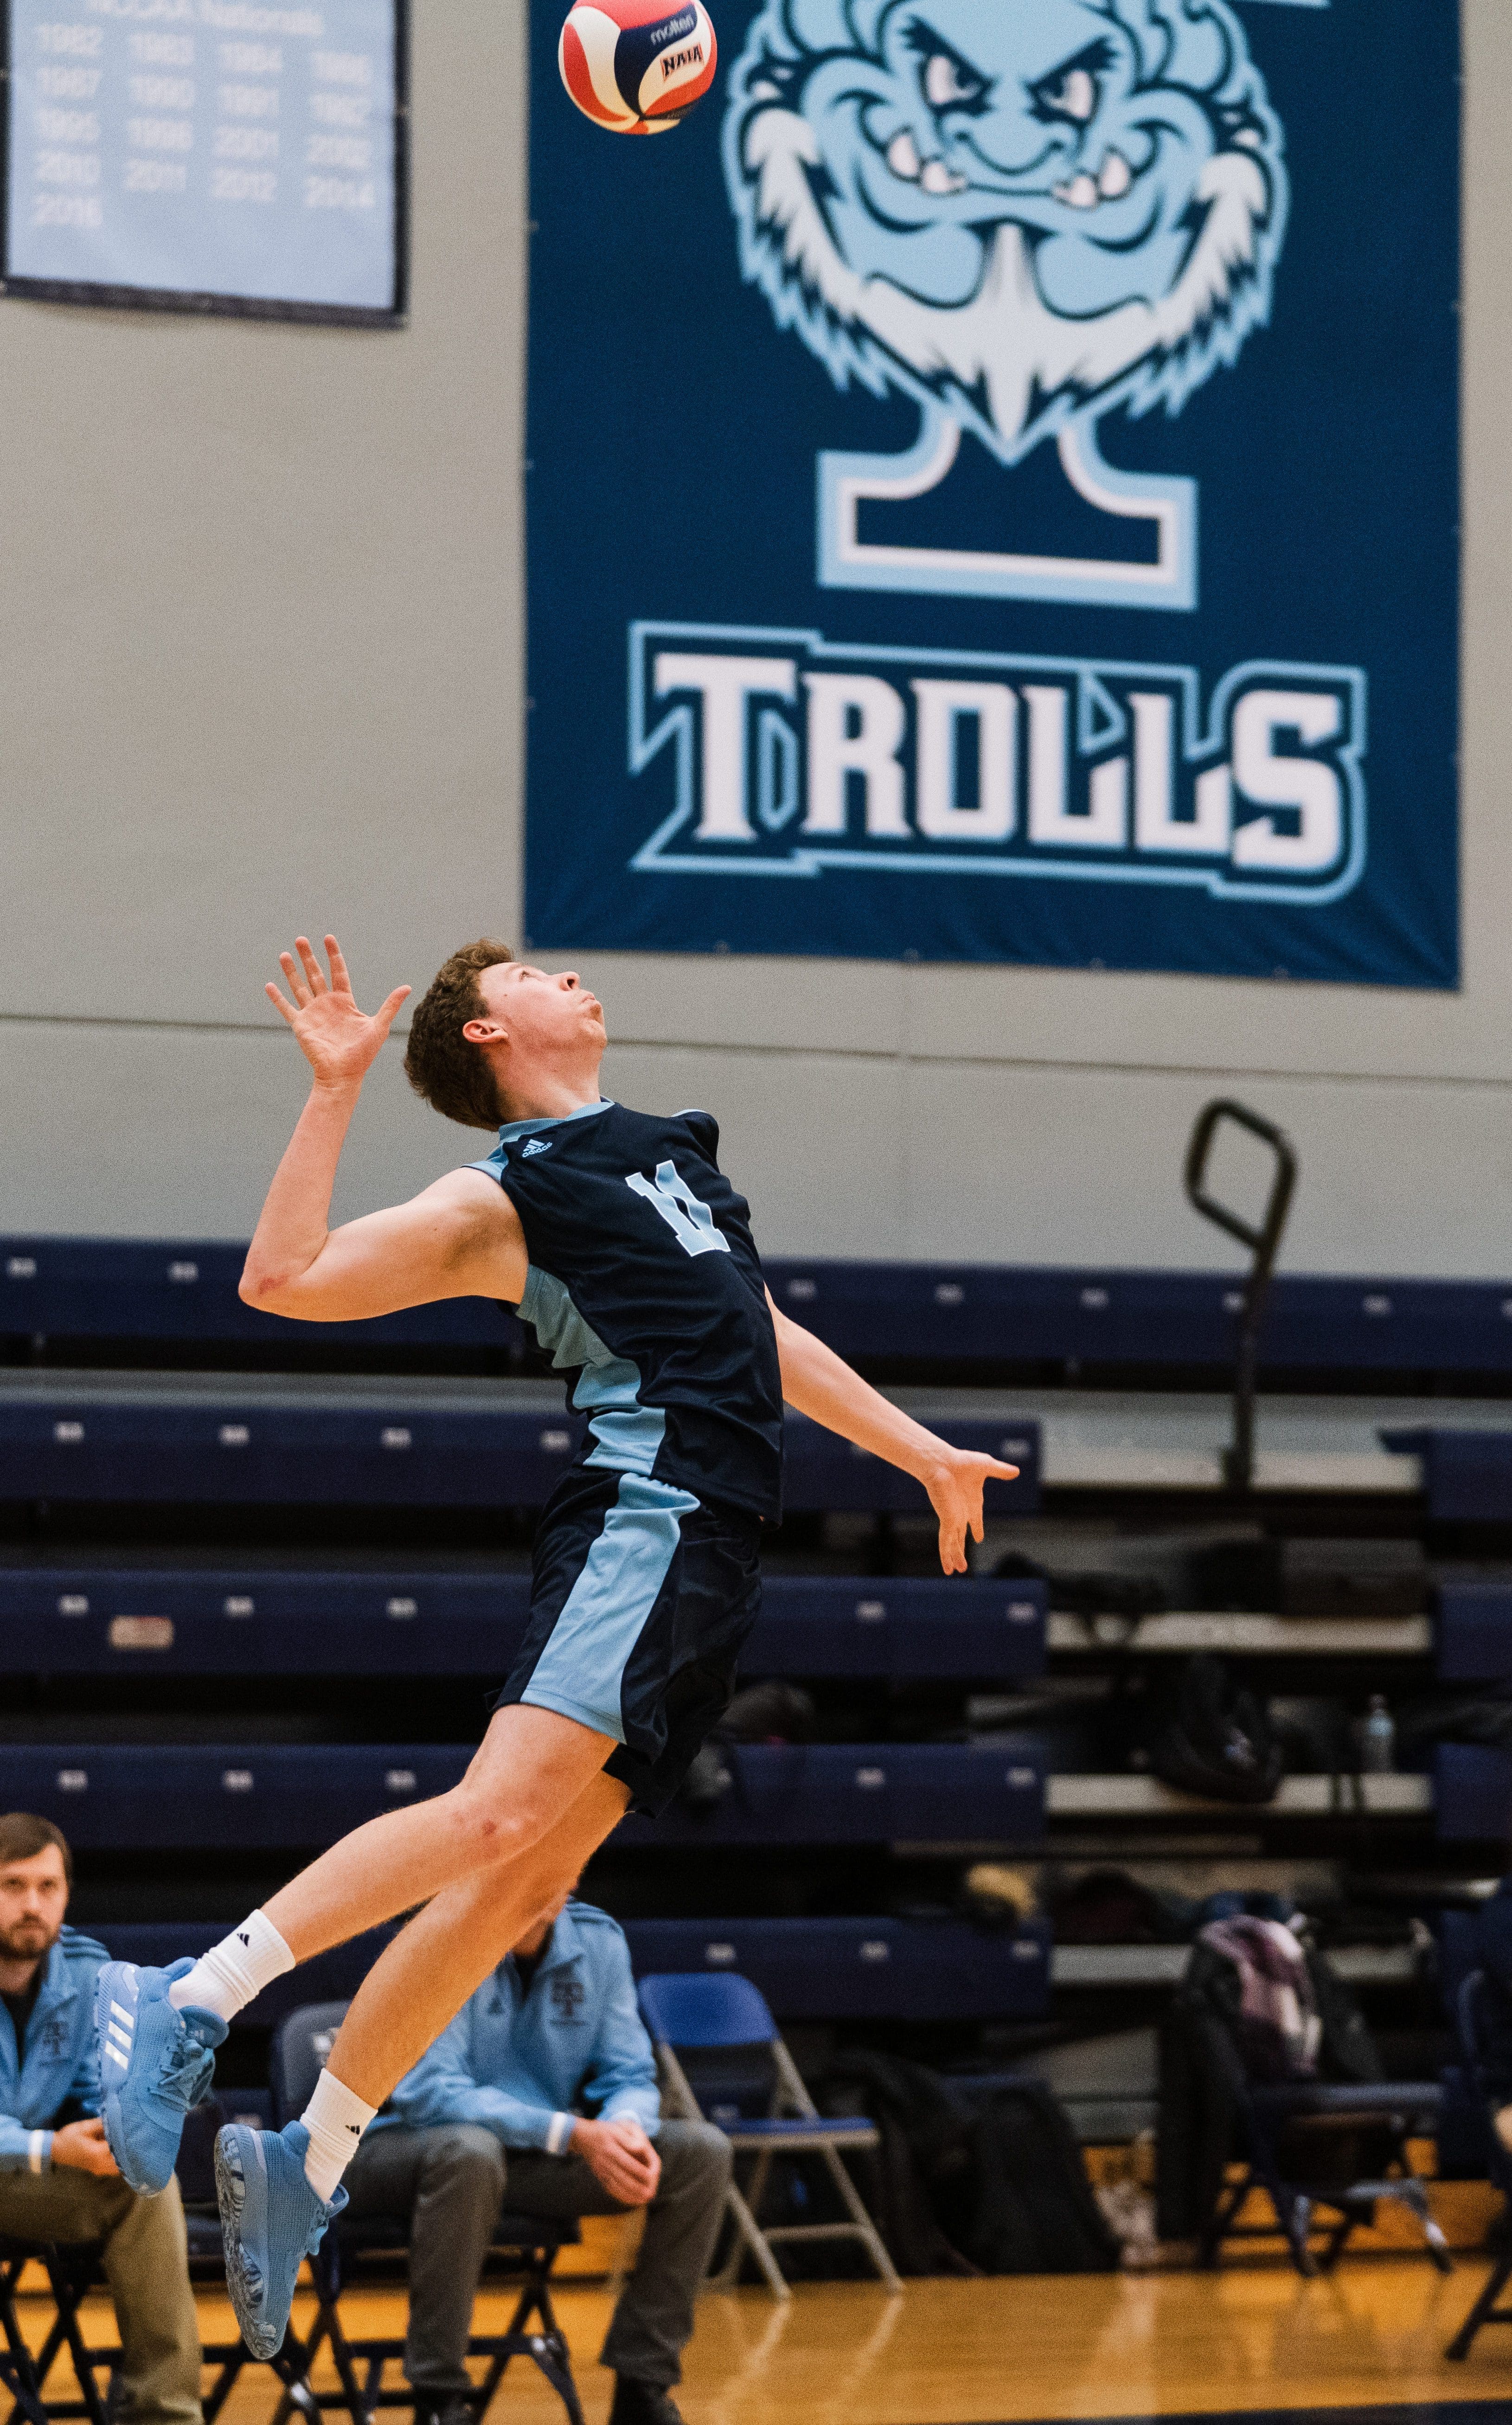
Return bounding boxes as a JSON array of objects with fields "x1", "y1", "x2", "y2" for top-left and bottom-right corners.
[{"x1": 14, "y1": 2195, "x2": 1512, "y2": 2425}]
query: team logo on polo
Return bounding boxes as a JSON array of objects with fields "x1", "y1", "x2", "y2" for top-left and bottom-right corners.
[
  {"x1": 723, "y1": 0, "x2": 1287, "y2": 466},
  {"x1": 550, "y1": 1973, "x2": 588, "y2": 2024}
]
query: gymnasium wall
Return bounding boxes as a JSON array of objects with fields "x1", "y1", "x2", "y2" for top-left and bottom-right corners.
[{"x1": 0, "y1": 1, "x2": 1502, "y2": 1277}]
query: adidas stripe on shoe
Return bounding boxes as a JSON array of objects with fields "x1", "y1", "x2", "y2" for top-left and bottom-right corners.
[{"x1": 96, "y1": 1959, "x2": 227, "y2": 2195}]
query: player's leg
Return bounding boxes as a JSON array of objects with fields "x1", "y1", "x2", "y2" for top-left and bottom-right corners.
[
  {"x1": 215, "y1": 1769, "x2": 631, "y2": 2359},
  {"x1": 319, "y1": 1767, "x2": 633, "y2": 2107},
  {"x1": 96, "y1": 1703, "x2": 614, "y2": 2195},
  {"x1": 263, "y1": 1700, "x2": 615, "y2": 1959}
]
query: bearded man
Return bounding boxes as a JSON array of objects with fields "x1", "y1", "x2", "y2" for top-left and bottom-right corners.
[{"x1": 0, "y1": 1813, "x2": 202, "y2": 2425}]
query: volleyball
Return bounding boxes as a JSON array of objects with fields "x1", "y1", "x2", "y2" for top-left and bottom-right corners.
[{"x1": 558, "y1": 0, "x2": 718, "y2": 134}]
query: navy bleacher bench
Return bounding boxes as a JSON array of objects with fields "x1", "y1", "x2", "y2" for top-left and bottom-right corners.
[
  {"x1": 0, "y1": 1395, "x2": 1040, "y2": 1514},
  {"x1": 13, "y1": 1235, "x2": 1512, "y2": 1379},
  {"x1": 1434, "y1": 1742, "x2": 1512, "y2": 1842},
  {"x1": 90, "y1": 1913, "x2": 1051, "y2": 2027},
  {"x1": 1437, "y1": 1582, "x2": 1512, "y2": 1681},
  {"x1": 1381, "y1": 1429, "x2": 1512, "y2": 1524},
  {"x1": 0, "y1": 1741, "x2": 1044, "y2": 1851},
  {"x1": 0, "y1": 1570, "x2": 1047, "y2": 1681}
]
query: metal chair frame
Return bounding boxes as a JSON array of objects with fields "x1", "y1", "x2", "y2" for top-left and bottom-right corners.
[
  {"x1": 266, "y1": 2224, "x2": 584, "y2": 2425},
  {"x1": 1199, "y1": 2081, "x2": 1451, "y2": 2280},
  {"x1": 0, "y1": 2234, "x2": 250, "y2": 2425},
  {"x1": 267, "y1": 2001, "x2": 584, "y2": 2425},
  {"x1": 640, "y1": 1977, "x2": 901, "y2": 2301}
]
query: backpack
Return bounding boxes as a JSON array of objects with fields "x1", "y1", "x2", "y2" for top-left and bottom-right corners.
[
  {"x1": 1148, "y1": 1654, "x2": 1285, "y2": 1804},
  {"x1": 817, "y1": 2050, "x2": 978, "y2": 2277},
  {"x1": 1198, "y1": 1917, "x2": 1320, "y2": 2081},
  {"x1": 820, "y1": 2049, "x2": 1118, "y2": 2277},
  {"x1": 959, "y1": 2081, "x2": 1121, "y2": 2275}
]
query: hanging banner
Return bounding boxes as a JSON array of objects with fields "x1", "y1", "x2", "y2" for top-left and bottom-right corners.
[{"x1": 524, "y1": 0, "x2": 1459, "y2": 985}]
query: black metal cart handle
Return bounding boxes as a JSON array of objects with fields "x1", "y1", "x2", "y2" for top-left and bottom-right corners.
[
  {"x1": 1183, "y1": 1099, "x2": 1298, "y2": 1491},
  {"x1": 1184, "y1": 1098, "x2": 1297, "y2": 1276}
]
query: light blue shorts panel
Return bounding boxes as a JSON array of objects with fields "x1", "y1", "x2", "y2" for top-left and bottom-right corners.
[{"x1": 518, "y1": 1472, "x2": 699, "y2": 1744}]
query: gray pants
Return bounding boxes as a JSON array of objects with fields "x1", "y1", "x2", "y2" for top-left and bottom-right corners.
[
  {"x1": 345, "y1": 2120, "x2": 732, "y2": 2395},
  {"x1": 0, "y1": 2168, "x2": 201, "y2": 2425}
]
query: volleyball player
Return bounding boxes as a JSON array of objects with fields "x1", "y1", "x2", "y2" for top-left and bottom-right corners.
[{"x1": 96, "y1": 935, "x2": 1016, "y2": 2354}]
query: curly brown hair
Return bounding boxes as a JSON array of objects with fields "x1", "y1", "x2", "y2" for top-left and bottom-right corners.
[{"x1": 404, "y1": 939, "x2": 516, "y2": 1130}]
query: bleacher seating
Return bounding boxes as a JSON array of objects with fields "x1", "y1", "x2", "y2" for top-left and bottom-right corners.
[
  {"x1": 623, "y1": 1742, "x2": 1043, "y2": 1844},
  {"x1": 12, "y1": 1234, "x2": 1512, "y2": 1380},
  {"x1": 6, "y1": 1230, "x2": 1506, "y2": 2115},
  {"x1": 0, "y1": 1569, "x2": 1047, "y2": 1679},
  {"x1": 0, "y1": 1741, "x2": 1044, "y2": 1849},
  {"x1": 88, "y1": 1918, "x2": 1051, "y2": 2026},
  {"x1": 623, "y1": 1917, "x2": 1050, "y2": 2020},
  {"x1": 0, "y1": 1386, "x2": 1040, "y2": 1514},
  {"x1": 1437, "y1": 1582, "x2": 1512, "y2": 1680},
  {"x1": 1381, "y1": 1428, "x2": 1512, "y2": 1523},
  {"x1": 1434, "y1": 1744, "x2": 1512, "y2": 1841}
]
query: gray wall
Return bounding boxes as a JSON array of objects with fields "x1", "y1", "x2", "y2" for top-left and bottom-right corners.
[{"x1": 0, "y1": 2, "x2": 1502, "y2": 1276}]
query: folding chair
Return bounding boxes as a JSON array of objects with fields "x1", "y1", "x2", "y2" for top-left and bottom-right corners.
[
  {"x1": 1447, "y1": 1970, "x2": 1512, "y2": 2360},
  {"x1": 0, "y1": 2103, "x2": 280, "y2": 2425},
  {"x1": 637, "y1": 1972, "x2": 902, "y2": 2300},
  {"x1": 176, "y1": 2098, "x2": 299, "y2": 2424},
  {"x1": 268, "y1": 2002, "x2": 585, "y2": 2425},
  {"x1": 1201, "y1": 2075, "x2": 1451, "y2": 2279},
  {"x1": 0, "y1": 2239, "x2": 115, "y2": 2425}
]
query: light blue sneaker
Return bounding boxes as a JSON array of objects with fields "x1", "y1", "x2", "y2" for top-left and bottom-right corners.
[
  {"x1": 96, "y1": 1959, "x2": 226, "y2": 2194},
  {"x1": 215, "y1": 2120, "x2": 346, "y2": 2360}
]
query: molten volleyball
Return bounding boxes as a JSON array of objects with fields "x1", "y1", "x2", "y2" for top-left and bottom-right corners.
[{"x1": 558, "y1": 0, "x2": 717, "y2": 134}]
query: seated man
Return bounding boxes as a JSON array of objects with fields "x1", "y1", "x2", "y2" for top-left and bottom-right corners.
[
  {"x1": 345, "y1": 1887, "x2": 730, "y2": 2425},
  {"x1": 0, "y1": 1814, "x2": 202, "y2": 2425}
]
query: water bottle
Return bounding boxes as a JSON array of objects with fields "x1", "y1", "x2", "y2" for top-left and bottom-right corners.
[{"x1": 1359, "y1": 1694, "x2": 1396, "y2": 1774}]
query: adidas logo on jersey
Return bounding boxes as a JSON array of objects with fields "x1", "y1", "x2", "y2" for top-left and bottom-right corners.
[{"x1": 520, "y1": 1139, "x2": 553, "y2": 1158}]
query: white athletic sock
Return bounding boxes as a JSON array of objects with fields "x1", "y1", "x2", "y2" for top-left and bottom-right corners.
[
  {"x1": 167, "y1": 1910, "x2": 294, "y2": 2024},
  {"x1": 300, "y1": 2066, "x2": 377, "y2": 2204}
]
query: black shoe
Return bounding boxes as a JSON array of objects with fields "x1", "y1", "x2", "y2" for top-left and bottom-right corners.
[
  {"x1": 608, "y1": 2381, "x2": 685, "y2": 2425},
  {"x1": 412, "y1": 2398, "x2": 474, "y2": 2425}
]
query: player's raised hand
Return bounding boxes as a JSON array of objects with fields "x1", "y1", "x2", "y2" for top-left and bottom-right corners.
[
  {"x1": 265, "y1": 934, "x2": 411, "y2": 1091},
  {"x1": 924, "y1": 1445, "x2": 1020, "y2": 1576}
]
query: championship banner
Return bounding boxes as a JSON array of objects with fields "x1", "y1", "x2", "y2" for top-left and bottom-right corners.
[{"x1": 524, "y1": 0, "x2": 1459, "y2": 986}]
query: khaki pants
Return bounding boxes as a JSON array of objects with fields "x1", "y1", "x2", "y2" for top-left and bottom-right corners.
[{"x1": 0, "y1": 2168, "x2": 202, "y2": 2425}]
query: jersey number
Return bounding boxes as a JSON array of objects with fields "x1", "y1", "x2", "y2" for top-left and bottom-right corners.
[{"x1": 625, "y1": 1161, "x2": 731, "y2": 1259}]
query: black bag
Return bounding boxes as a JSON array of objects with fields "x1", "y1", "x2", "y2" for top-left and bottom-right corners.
[
  {"x1": 1046, "y1": 1866, "x2": 1195, "y2": 1946},
  {"x1": 820, "y1": 2050, "x2": 1117, "y2": 2277},
  {"x1": 818, "y1": 2051, "x2": 978, "y2": 2277},
  {"x1": 1185, "y1": 1535, "x2": 1429, "y2": 1617},
  {"x1": 718, "y1": 1681, "x2": 817, "y2": 1742},
  {"x1": 959, "y1": 2082, "x2": 1121, "y2": 2274},
  {"x1": 996, "y1": 1550, "x2": 1166, "y2": 1622},
  {"x1": 1148, "y1": 1654, "x2": 1285, "y2": 1804},
  {"x1": 1396, "y1": 1694, "x2": 1512, "y2": 1760},
  {"x1": 676, "y1": 1682, "x2": 817, "y2": 1812}
]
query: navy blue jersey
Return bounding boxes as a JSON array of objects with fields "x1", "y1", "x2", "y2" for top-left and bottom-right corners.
[{"x1": 472, "y1": 1099, "x2": 783, "y2": 1520}]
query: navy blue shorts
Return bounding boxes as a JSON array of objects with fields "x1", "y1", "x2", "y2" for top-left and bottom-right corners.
[{"x1": 493, "y1": 1465, "x2": 763, "y2": 1817}]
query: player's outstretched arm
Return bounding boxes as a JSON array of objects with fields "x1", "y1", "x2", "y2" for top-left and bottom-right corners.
[
  {"x1": 767, "y1": 1295, "x2": 1018, "y2": 1576},
  {"x1": 239, "y1": 933, "x2": 527, "y2": 1323}
]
